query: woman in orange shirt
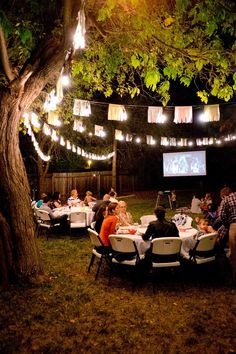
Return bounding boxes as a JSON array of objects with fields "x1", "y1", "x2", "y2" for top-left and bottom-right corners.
[{"x1": 100, "y1": 202, "x2": 119, "y2": 247}]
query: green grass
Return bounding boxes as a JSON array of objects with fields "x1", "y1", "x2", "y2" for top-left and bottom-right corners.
[{"x1": 0, "y1": 194, "x2": 235, "y2": 353}]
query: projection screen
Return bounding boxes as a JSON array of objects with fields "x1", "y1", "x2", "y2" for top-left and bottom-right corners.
[{"x1": 163, "y1": 151, "x2": 206, "y2": 177}]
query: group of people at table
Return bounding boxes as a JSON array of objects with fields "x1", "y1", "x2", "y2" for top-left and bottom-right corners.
[
  {"x1": 35, "y1": 185, "x2": 236, "y2": 284},
  {"x1": 93, "y1": 187, "x2": 236, "y2": 284}
]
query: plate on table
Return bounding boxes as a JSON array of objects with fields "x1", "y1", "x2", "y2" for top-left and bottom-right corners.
[{"x1": 119, "y1": 226, "x2": 130, "y2": 230}]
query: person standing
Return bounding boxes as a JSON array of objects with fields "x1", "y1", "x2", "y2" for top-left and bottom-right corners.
[
  {"x1": 219, "y1": 187, "x2": 236, "y2": 285},
  {"x1": 170, "y1": 190, "x2": 177, "y2": 209}
]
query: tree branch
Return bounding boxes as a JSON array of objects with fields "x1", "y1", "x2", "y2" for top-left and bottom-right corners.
[{"x1": 0, "y1": 25, "x2": 16, "y2": 82}]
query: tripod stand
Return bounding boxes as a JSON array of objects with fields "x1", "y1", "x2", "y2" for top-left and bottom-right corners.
[{"x1": 155, "y1": 191, "x2": 172, "y2": 209}]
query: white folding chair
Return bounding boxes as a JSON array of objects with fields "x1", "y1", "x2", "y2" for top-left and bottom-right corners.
[
  {"x1": 151, "y1": 237, "x2": 182, "y2": 268},
  {"x1": 140, "y1": 215, "x2": 156, "y2": 226},
  {"x1": 150, "y1": 237, "x2": 183, "y2": 291},
  {"x1": 69, "y1": 211, "x2": 87, "y2": 234},
  {"x1": 90, "y1": 221, "x2": 96, "y2": 230},
  {"x1": 34, "y1": 209, "x2": 60, "y2": 239},
  {"x1": 187, "y1": 232, "x2": 218, "y2": 264},
  {"x1": 87, "y1": 228, "x2": 109, "y2": 280},
  {"x1": 108, "y1": 234, "x2": 144, "y2": 287}
]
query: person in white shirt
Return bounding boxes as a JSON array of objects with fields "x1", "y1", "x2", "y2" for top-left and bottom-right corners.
[
  {"x1": 109, "y1": 191, "x2": 118, "y2": 203},
  {"x1": 67, "y1": 189, "x2": 81, "y2": 206},
  {"x1": 190, "y1": 195, "x2": 202, "y2": 213}
]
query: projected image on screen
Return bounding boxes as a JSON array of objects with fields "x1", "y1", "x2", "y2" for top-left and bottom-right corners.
[{"x1": 163, "y1": 151, "x2": 206, "y2": 177}]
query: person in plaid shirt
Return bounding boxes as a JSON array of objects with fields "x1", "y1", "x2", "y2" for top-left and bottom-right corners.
[{"x1": 219, "y1": 187, "x2": 236, "y2": 285}]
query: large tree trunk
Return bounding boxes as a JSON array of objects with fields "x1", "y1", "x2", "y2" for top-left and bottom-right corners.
[
  {"x1": 0, "y1": 90, "x2": 43, "y2": 284},
  {"x1": 0, "y1": 0, "x2": 79, "y2": 285}
]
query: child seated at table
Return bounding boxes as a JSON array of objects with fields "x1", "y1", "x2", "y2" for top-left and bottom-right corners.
[
  {"x1": 195, "y1": 217, "x2": 215, "y2": 237},
  {"x1": 83, "y1": 191, "x2": 96, "y2": 206}
]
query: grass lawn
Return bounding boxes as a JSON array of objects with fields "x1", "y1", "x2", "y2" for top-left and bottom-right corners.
[{"x1": 0, "y1": 193, "x2": 236, "y2": 353}]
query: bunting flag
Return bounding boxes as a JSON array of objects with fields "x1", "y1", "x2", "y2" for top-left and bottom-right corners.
[
  {"x1": 203, "y1": 104, "x2": 220, "y2": 122},
  {"x1": 73, "y1": 2, "x2": 86, "y2": 50},
  {"x1": 174, "y1": 106, "x2": 193, "y2": 124},
  {"x1": 146, "y1": 135, "x2": 156, "y2": 145},
  {"x1": 66, "y1": 140, "x2": 71, "y2": 150},
  {"x1": 169, "y1": 138, "x2": 177, "y2": 146},
  {"x1": 108, "y1": 104, "x2": 127, "y2": 121},
  {"x1": 43, "y1": 89, "x2": 59, "y2": 112},
  {"x1": 47, "y1": 111, "x2": 61, "y2": 126},
  {"x1": 115, "y1": 129, "x2": 124, "y2": 140},
  {"x1": 73, "y1": 99, "x2": 91, "y2": 117},
  {"x1": 125, "y1": 134, "x2": 133, "y2": 142},
  {"x1": 147, "y1": 107, "x2": 164, "y2": 123},
  {"x1": 60, "y1": 136, "x2": 65, "y2": 146},
  {"x1": 94, "y1": 125, "x2": 105, "y2": 137},
  {"x1": 56, "y1": 71, "x2": 64, "y2": 103},
  {"x1": 43, "y1": 123, "x2": 51, "y2": 136},
  {"x1": 73, "y1": 119, "x2": 85, "y2": 132}
]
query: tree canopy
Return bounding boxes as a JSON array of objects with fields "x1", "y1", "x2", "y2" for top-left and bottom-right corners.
[{"x1": 71, "y1": 0, "x2": 236, "y2": 105}]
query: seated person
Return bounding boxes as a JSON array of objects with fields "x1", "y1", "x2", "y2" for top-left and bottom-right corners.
[
  {"x1": 200, "y1": 193, "x2": 213, "y2": 212},
  {"x1": 109, "y1": 191, "x2": 118, "y2": 203},
  {"x1": 142, "y1": 205, "x2": 179, "y2": 241},
  {"x1": 60, "y1": 194, "x2": 69, "y2": 207},
  {"x1": 204, "y1": 203, "x2": 218, "y2": 225},
  {"x1": 190, "y1": 194, "x2": 202, "y2": 214},
  {"x1": 195, "y1": 217, "x2": 215, "y2": 237},
  {"x1": 170, "y1": 190, "x2": 177, "y2": 209},
  {"x1": 40, "y1": 196, "x2": 68, "y2": 231},
  {"x1": 92, "y1": 194, "x2": 110, "y2": 213},
  {"x1": 50, "y1": 191, "x2": 61, "y2": 209},
  {"x1": 109, "y1": 187, "x2": 117, "y2": 198},
  {"x1": 94, "y1": 204, "x2": 108, "y2": 234},
  {"x1": 36, "y1": 192, "x2": 47, "y2": 208},
  {"x1": 83, "y1": 191, "x2": 96, "y2": 206},
  {"x1": 118, "y1": 200, "x2": 134, "y2": 226},
  {"x1": 100, "y1": 202, "x2": 119, "y2": 247},
  {"x1": 68, "y1": 189, "x2": 81, "y2": 207}
]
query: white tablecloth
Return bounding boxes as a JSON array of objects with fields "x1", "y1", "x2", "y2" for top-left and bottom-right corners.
[
  {"x1": 52, "y1": 206, "x2": 95, "y2": 226},
  {"x1": 117, "y1": 225, "x2": 198, "y2": 256}
]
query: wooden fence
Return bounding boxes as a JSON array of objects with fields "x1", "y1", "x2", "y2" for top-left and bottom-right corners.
[{"x1": 40, "y1": 171, "x2": 136, "y2": 197}]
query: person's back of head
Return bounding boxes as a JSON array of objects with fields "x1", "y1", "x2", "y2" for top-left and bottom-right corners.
[
  {"x1": 107, "y1": 202, "x2": 118, "y2": 215},
  {"x1": 43, "y1": 195, "x2": 51, "y2": 204},
  {"x1": 109, "y1": 191, "x2": 116, "y2": 197},
  {"x1": 154, "y1": 205, "x2": 166, "y2": 221},
  {"x1": 52, "y1": 191, "x2": 60, "y2": 200},
  {"x1": 220, "y1": 186, "x2": 232, "y2": 199},
  {"x1": 95, "y1": 204, "x2": 108, "y2": 220}
]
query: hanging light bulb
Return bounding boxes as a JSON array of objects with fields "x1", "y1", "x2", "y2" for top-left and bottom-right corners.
[{"x1": 61, "y1": 74, "x2": 71, "y2": 87}]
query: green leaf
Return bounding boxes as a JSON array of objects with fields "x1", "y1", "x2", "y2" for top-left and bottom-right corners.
[
  {"x1": 131, "y1": 55, "x2": 140, "y2": 69},
  {"x1": 195, "y1": 59, "x2": 205, "y2": 71},
  {"x1": 180, "y1": 76, "x2": 191, "y2": 87},
  {"x1": 197, "y1": 90, "x2": 209, "y2": 104},
  {"x1": 206, "y1": 21, "x2": 218, "y2": 36},
  {"x1": 19, "y1": 27, "x2": 32, "y2": 45},
  {"x1": 144, "y1": 69, "x2": 161, "y2": 90}
]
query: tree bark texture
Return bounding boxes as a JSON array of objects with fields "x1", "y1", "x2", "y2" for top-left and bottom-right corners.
[
  {"x1": 0, "y1": 90, "x2": 43, "y2": 283},
  {"x1": 0, "y1": 0, "x2": 79, "y2": 284}
]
